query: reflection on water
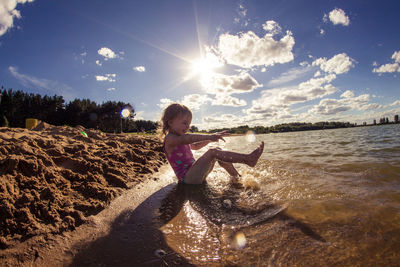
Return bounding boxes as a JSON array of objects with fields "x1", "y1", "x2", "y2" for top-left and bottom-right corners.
[{"x1": 158, "y1": 124, "x2": 400, "y2": 266}]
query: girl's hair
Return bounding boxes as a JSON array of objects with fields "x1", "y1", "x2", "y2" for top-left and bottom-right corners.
[{"x1": 159, "y1": 103, "x2": 192, "y2": 136}]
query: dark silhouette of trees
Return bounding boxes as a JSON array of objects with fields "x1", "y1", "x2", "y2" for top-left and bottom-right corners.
[
  {"x1": 0, "y1": 87, "x2": 144, "y2": 133},
  {"x1": 133, "y1": 120, "x2": 158, "y2": 133}
]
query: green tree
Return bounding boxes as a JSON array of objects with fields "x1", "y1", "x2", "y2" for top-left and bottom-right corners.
[{"x1": 190, "y1": 125, "x2": 198, "y2": 132}]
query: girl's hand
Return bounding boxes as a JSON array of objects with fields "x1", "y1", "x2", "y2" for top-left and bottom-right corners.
[{"x1": 211, "y1": 131, "x2": 230, "y2": 142}]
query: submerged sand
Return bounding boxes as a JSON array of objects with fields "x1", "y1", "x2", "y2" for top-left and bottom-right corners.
[{"x1": 0, "y1": 123, "x2": 166, "y2": 252}]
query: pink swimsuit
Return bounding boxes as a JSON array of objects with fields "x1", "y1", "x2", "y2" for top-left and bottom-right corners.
[{"x1": 164, "y1": 142, "x2": 195, "y2": 183}]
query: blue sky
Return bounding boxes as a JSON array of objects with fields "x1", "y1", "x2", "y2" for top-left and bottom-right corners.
[{"x1": 1, "y1": 0, "x2": 399, "y2": 129}]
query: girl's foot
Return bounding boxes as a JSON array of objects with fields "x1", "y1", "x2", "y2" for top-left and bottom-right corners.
[
  {"x1": 247, "y1": 142, "x2": 264, "y2": 167},
  {"x1": 229, "y1": 173, "x2": 241, "y2": 183}
]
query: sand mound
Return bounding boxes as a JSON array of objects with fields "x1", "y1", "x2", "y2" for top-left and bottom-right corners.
[{"x1": 0, "y1": 123, "x2": 166, "y2": 249}]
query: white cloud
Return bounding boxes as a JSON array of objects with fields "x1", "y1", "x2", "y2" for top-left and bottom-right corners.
[
  {"x1": 96, "y1": 60, "x2": 102, "y2": 66},
  {"x1": 298, "y1": 74, "x2": 337, "y2": 92},
  {"x1": 389, "y1": 100, "x2": 400, "y2": 107},
  {"x1": 181, "y1": 94, "x2": 212, "y2": 110},
  {"x1": 201, "y1": 71, "x2": 261, "y2": 95},
  {"x1": 245, "y1": 73, "x2": 338, "y2": 119},
  {"x1": 157, "y1": 98, "x2": 174, "y2": 109},
  {"x1": 373, "y1": 63, "x2": 400, "y2": 73},
  {"x1": 373, "y1": 51, "x2": 400, "y2": 74},
  {"x1": 95, "y1": 73, "x2": 116, "y2": 82},
  {"x1": 8, "y1": 65, "x2": 75, "y2": 100},
  {"x1": 323, "y1": 14, "x2": 328, "y2": 23},
  {"x1": 268, "y1": 66, "x2": 312, "y2": 86},
  {"x1": 320, "y1": 29, "x2": 325, "y2": 35},
  {"x1": 340, "y1": 90, "x2": 355, "y2": 99},
  {"x1": 299, "y1": 61, "x2": 310, "y2": 67},
  {"x1": 312, "y1": 53, "x2": 354, "y2": 74},
  {"x1": 203, "y1": 113, "x2": 239, "y2": 124},
  {"x1": 158, "y1": 95, "x2": 212, "y2": 111},
  {"x1": 97, "y1": 47, "x2": 118, "y2": 60},
  {"x1": 234, "y1": 3, "x2": 248, "y2": 25},
  {"x1": 310, "y1": 98, "x2": 351, "y2": 115},
  {"x1": 216, "y1": 26, "x2": 295, "y2": 68},
  {"x1": 309, "y1": 91, "x2": 381, "y2": 115},
  {"x1": 262, "y1": 20, "x2": 282, "y2": 35},
  {"x1": 211, "y1": 94, "x2": 246, "y2": 107},
  {"x1": 0, "y1": 0, "x2": 33, "y2": 37},
  {"x1": 392, "y1": 51, "x2": 400, "y2": 63},
  {"x1": 107, "y1": 87, "x2": 115, "y2": 91},
  {"x1": 238, "y1": 4, "x2": 247, "y2": 17},
  {"x1": 327, "y1": 8, "x2": 350, "y2": 26},
  {"x1": 159, "y1": 71, "x2": 257, "y2": 111},
  {"x1": 202, "y1": 113, "x2": 246, "y2": 129},
  {"x1": 359, "y1": 103, "x2": 383, "y2": 111},
  {"x1": 133, "y1": 66, "x2": 146, "y2": 72}
]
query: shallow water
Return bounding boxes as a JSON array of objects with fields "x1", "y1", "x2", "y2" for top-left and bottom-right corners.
[{"x1": 158, "y1": 124, "x2": 400, "y2": 266}]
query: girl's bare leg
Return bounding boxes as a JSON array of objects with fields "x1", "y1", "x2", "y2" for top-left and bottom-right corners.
[
  {"x1": 184, "y1": 156, "x2": 216, "y2": 184},
  {"x1": 210, "y1": 141, "x2": 264, "y2": 167},
  {"x1": 218, "y1": 161, "x2": 240, "y2": 177},
  {"x1": 184, "y1": 142, "x2": 264, "y2": 184}
]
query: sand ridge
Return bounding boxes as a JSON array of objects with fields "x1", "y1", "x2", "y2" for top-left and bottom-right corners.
[{"x1": 0, "y1": 123, "x2": 166, "y2": 250}]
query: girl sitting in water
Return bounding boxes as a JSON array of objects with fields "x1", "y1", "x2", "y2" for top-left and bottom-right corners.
[{"x1": 160, "y1": 103, "x2": 264, "y2": 184}]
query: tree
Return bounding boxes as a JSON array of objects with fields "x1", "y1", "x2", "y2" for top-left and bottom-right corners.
[{"x1": 0, "y1": 114, "x2": 8, "y2": 127}]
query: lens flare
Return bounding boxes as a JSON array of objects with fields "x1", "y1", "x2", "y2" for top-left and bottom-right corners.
[
  {"x1": 121, "y1": 108, "x2": 130, "y2": 118},
  {"x1": 245, "y1": 131, "x2": 256, "y2": 143}
]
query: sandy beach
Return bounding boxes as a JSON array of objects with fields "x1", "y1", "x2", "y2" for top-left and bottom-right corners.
[{"x1": 0, "y1": 123, "x2": 170, "y2": 266}]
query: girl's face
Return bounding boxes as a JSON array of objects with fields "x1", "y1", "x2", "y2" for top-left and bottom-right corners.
[{"x1": 168, "y1": 112, "x2": 192, "y2": 136}]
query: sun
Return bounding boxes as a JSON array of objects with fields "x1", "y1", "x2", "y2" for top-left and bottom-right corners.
[
  {"x1": 191, "y1": 58, "x2": 214, "y2": 76},
  {"x1": 189, "y1": 52, "x2": 223, "y2": 79}
]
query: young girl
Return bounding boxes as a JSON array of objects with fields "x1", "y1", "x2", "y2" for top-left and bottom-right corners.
[{"x1": 161, "y1": 103, "x2": 264, "y2": 184}]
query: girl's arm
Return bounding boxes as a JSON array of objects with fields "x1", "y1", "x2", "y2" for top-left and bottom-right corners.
[
  {"x1": 190, "y1": 140, "x2": 211, "y2": 150},
  {"x1": 166, "y1": 131, "x2": 229, "y2": 149},
  {"x1": 189, "y1": 130, "x2": 230, "y2": 150}
]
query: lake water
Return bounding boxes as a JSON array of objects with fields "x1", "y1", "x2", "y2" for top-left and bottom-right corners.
[{"x1": 157, "y1": 124, "x2": 400, "y2": 266}]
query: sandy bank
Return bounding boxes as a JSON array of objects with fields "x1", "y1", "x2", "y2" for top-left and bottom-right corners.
[{"x1": 0, "y1": 123, "x2": 166, "y2": 251}]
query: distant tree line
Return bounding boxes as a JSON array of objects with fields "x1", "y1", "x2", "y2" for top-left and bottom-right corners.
[
  {"x1": 207, "y1": 121, "x2": 356, "y2": 135},
  {"x1": 0, "y1": 87, "x2": 158, "y2": 133}
]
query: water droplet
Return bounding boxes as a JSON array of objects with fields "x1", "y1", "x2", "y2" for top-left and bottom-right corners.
[
  {"x1": 234, "y1": 231, "x2": 247, "y2": 249},
  {"x1": 154, "y1": 249, "x2": 167, "y2": 258},
  {"x1": 223, "y1": 199, "x2": 232, "y2": 208}
]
